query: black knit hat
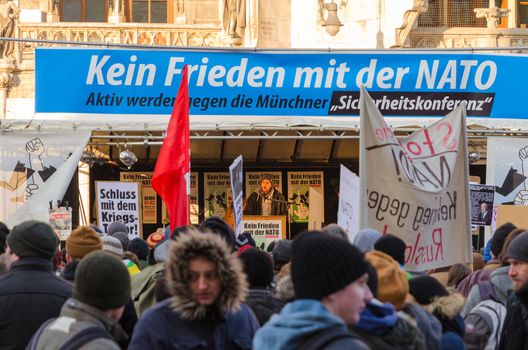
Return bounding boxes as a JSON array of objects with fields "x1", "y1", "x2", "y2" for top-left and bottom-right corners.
[
  {"x1": 7, "y1": 220, "x2": 58, "y2": 260},
  {"x1": 504, "y1": 231, "x2": 528, "y2": 262},
  {"x1": 74, "y1": 250, "x2": 130, "y2": 310},
  {"x1": 239, "y1": 248, "x2": 274, "y2": 288},
  {"x1": 259, "y1": 173, "x2": 274, "y2": 184},
  {"x1": 199, "y1": 216, "x2": 236, "y2": 251},
  {"x1": 491, "y1": 222, "x2": 516, "y2": 258},
  {"x1": 292, "y1": 232, "x2": 369, "y2": 300},
  {"x1": 374, "y1": 234, "x2": 407, "y2": 265},
  {"x1": 236, "y1": 232, "x2": 256, "y2": 248},
  {"x1": 127, "y1": 238, "x2": 149, "y2": 260},
  {"x1": 408, "y1": 276, "x2": 449, "y2": 305}
]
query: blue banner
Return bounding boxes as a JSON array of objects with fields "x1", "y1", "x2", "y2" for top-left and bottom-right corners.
[{"x1": 35, "y1": 48, "x2": 527, "y2": 118}]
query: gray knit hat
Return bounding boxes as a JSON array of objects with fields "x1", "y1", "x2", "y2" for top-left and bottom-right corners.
[
  {"x1": 101, "y1": 235, "x2": 124, "y2": 257},
  {"x1": 74, "y1": 251, "x2": 130, "y2": 310},
  {"x1": 504, "y1": 231, "x2": 528, "y2": 262},
  {"x1": 353, "y1": 228, "x2": 382, "y2": 253},
  {"x1": 7, "y1": 220, "x2": 58, "y2": 260}
]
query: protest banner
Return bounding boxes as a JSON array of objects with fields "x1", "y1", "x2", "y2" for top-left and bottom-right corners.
[
  {"x1": 243, "y1": 215, "x2": 286, "y2": 251},
  {"x1": 229, "y1": 156, "x2": 244, "y2": 237},
  {"x1": 49, "y1": 207, "x2": 72, "y2": 241},
  {"x1": 204, "y1": 172, "x2": 232, "y2": 219},
  {"x1": 245, "y1": 172, "x2": 282, "y2": 198},
  {"x1": 120, "y1": 172, "x2": 157, "y2": 224},
  {"x1": 96, "y1": 181, "x2": 141, "y2": 239},
  {"x1": 359, "y1": 87, "x2": 472, "y2": 271},
  {"x1": 287, "y1": 171, "x2": 324, "y2": 223},
  {"x1": 470, "y1": 184, "x2": 495, "y2": 226},
  {"x1": 337, "y1": 164, "x2": 360, "y2": 242},
  {"x1": 1, "y1": 131, "x2": 90, "y2": 228}
]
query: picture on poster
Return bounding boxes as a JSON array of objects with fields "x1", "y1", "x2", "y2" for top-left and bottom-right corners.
[
  {"x1": 120, "y1": 172, "x2": 157, "y2": 224},
  {"x1": 245, "y1": 172, "x2": 282, "y2": 198},
  {"x1": 204, "y1": 172, "x2": 232, "y2": 219},
  {"x1": 470, "y1": 184, "x2": 495, "y2": 226},
  {"x1": 287, "y1": 171, "x2": 324, "y2": 223},
  {"x1": 96, "y1": 181, "x2": 141, "y2": 239},
  {"x1": 190, "y1": 172, "x2": 199, "y2": 225},
  {"x1": 49, "y1": 207, "x2": 72, "y2": 241}
]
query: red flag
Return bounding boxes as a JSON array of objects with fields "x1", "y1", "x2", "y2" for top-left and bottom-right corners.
[{"x1": 152, "y1": 65, "x2": 190, "y2": 232}]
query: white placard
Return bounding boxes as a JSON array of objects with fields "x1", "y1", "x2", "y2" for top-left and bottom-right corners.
[
  {"x1": 337, "y1": 164, "x2": 360, "y2": 242},
  {"x1": 229, "y1": 155, "x2": 244, "y2": 237}
]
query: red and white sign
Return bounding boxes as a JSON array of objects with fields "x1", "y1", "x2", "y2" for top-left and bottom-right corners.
[{"x1": 359, "y1": 88, "x2": 472, "y2": 271}]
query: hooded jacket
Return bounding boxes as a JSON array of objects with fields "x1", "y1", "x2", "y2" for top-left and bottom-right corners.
[
  {"x1": 129, "y1": 230, "x2": 259, "y2": 349},
  {"x1": 461, "y1": 265, "x2": 512, "y2": 316},
  {"x1": 253, "y1": 299, "x2": 368, "y2": 350},
  {"x1": 400, "y1": 302, "x2": 442, "y2": 350},
  {"x1": 244, "y1": 186, "x2": 287, "y2": 216},
  {"x1": 424, "y1": 293, "x2": 466, "y2": 350}
]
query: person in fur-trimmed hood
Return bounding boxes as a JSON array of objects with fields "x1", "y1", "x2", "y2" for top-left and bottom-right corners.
[
  {"x1": 129, "y1": 228, "x2": 259, "y2": 349},
  {"x1": 408, "y1": 276, "x2": 466, "y2": 350}
]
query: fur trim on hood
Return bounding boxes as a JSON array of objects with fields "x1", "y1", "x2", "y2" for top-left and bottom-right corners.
[
  {"x1": 165, "y1": 229, "x2": 248, "y2": 321},
  {"x1": 425, "y1": 292, "x2": 465, "y2": 320}
]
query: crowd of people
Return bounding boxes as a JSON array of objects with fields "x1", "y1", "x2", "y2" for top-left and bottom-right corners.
[{"x1": 0, "y1": 215, "x2": 527, "y2": 349}]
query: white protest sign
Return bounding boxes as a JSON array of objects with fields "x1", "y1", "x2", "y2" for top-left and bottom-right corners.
[
  {"x1": 337, "y1": 164, "x2": 360, "y2": 242},
  {"x1": 96, "y1": 181, "x2": 141, "y2": 239},
  {"x1": 308, "y1": 187, "x2": 323, "y2": 230},
  {"x1": 229, "y1": 155, "x2": 244, "y2": 237},
  {"x1": 359, "y1": 87, "x2": 472, "y2": 271}
]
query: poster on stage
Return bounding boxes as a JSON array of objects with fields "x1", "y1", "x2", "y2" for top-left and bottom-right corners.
[
  {"x1": 96, "y1": 181, "x2": 141, "y2": 239},
  {"x1": 120, "y1": 172, "x2": 157, "y2": 224},
  {"x1": 359, "y1": 87, "x2": 472, "y2": 271},
  {"x1": 229, "y1": 156, "x2": 244, "y2": 237},
  {"x1": 242, "y1": 215, "x2": 286, "y2": 251},
  {"x1": 337, "y1": 164, "x2": 360, "y2": 242},
  {"x1": 49, "y1": 207, "x2": 72, "y2": 241},
  {"x1": 287, "y1": 171, "x2": 324, "y2": 223},
  {"x1": 204, "y1": 172, "x2": 232, "y2": 219},
  {"x1": 1, "y1": 130, "x2": 90, "y2": 228},
  {"x1": 245, "y1": 172, "x2": 282, "y2": 198},
  {"x1": 470, "y1": 184, "x2": 495, "y2": 226},
  {"x1": 190, "y1": 172, "x2": 199, "y2": 224}
]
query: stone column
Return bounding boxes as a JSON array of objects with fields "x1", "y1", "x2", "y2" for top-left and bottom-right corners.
[
  {"x1": 108, "y1": 0, "x2": 126, "y2": 23},
  {"x1": 0, "y1": 59, "x2": 15, "y2": 119}
]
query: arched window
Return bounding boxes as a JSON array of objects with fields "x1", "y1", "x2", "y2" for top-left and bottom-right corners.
[
  {"x1": 128, "y1": 0, "x2": 167, "y2": 23},
  {"x1": 61, "y1": 0, "x2": 108, "y2": 22}
]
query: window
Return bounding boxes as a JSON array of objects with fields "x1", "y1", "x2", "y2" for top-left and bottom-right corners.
[
  {"x1": 61, "y1": 0, "x2": 107, "y2": 22},
  {"x1": 418, "y1": 0, "x2": 489, "y2": 28},
  {"x1": 128, "y1": 0, "x2": 167, "y2": 23}
]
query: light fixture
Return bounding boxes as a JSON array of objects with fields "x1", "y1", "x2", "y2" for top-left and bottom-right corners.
[
  {"x1": 319, "y1": 0, "x2": 345, "y2": 36},
  {"x1": 80, "y1": 150, "x2": 96, "y2": 167},
  {"x1": 119, "y1": 145, "x2": 138, "y2": 169},
  {"x1": 469, "y1": 151, "x2": 481, "y2": 163}
]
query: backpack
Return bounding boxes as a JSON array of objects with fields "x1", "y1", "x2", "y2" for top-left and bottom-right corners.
[
  {"x1": 27, "y1": 318, "x2": 114, "y2": 350},
  {"x1": 463, "y1": 281, "x2": 507, "y2": 350},
  {"x1": 302, "y1": 326, "x2": 357, "y2": 350}
]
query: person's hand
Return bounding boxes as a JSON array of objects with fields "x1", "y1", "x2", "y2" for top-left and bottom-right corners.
[
  {"x1": 520, "y1": 146, "x2": 528, "y2": 160},
  {"x1": 25, "y1": 183, "x2": 39, "y2": 198},
  {"x1": 515, "y1": 190, "x2": 528, "y2": 205},
  {"x1": 25, "y1": 138, "x2": 45, "y2": 157}
]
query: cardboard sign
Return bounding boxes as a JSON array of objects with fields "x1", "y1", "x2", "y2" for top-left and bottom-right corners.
[
  {"x1": 96, "y1": 181, "x2": 141, "y2": 238},
  {"x1": 337, "y1": 164, "x2": 360, "y2": 242},
  {"x1": 359, "y1": 88, "x2": 472, "y2": 271}
]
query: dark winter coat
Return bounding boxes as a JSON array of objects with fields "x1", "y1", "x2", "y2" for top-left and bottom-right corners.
[
  {"x1": 245, "y1": 288, "x2": 286, "y2": 325},
  {"x1": 244, "y1": 189, "x2": 288, "y2": 216},
  {"x1": 61, "y1": 259, "x2": 138, "y2": 348},
  {"x1": 0, "y1": 257, "x2": 72, "y2": 350},
  {"x1": 498, "y1": 292, "x2": 528, "y2": 350},
  {"x1": 129, "y1": 230, "x2": 259, "y2": 349},
  {"x1": 424, "y1": 293, "x2": 466, "y2": 350}
]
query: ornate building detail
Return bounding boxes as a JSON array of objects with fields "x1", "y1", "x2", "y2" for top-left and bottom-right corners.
[
  {"x1": 393, "y1": 0, "x2": 428, "y2": 48},
  {"x1": 0, "y1": 0, "x2": 19, "y2": 59},
  {"x1": 474, "y1": 7, "x2": 510, "y2": 28}
]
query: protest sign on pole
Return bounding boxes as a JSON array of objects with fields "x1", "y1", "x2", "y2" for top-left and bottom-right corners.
[
  {"x1": 287, "y1": 171, "x2": 324, "y2": 223},
  {"x1": 204, "y1": 172, "x2": 232, "y2": 219},
  {"x1": 470, "y1": 184, "x2": 495, "y2": 226},
  {"x1": 337, "y1": 164, "x2": 360, "y2": 242},
  {"x1": 359, "y1": 87, "x2": 472, "y2": 271},
  {"x1": 245, "y1": 172, "x2": 282, "y2": 198},
  {"x1": 229, "y1": 155, "x2": 244, "y2": 237},
  {"x1": 96, "y1": 181, "x2": 141, "y2": 239},
  {"x1": 1, "y1": 131, "x2": 91, "y2": 228}
]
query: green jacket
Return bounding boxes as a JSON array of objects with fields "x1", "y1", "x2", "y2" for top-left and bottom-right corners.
[{"x1": 131, "y1": 263, "x2": 165, "y2": 316}]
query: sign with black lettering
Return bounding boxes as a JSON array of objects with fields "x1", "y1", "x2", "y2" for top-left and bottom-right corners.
[
  {"x1": 359, "y1": 87, "x2": 471, "y2": 271},
  {"x1": 96, "y1": 181, "x2": 141, "y2": 238}
]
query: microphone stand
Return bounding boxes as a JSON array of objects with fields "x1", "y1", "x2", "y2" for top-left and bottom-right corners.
[{"x1": 261, "y1": 194, "x2": 294, "y2": 239}]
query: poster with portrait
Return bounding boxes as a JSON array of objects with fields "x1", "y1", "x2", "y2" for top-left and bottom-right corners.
[
  {"x1": 203, "y1": 172, "x2": 232, "y2": 219},
  {"x1": 470, "y1": 184, "x2": 495, "y2": 226},
  {"x1": 287, "y1": 171, "x2": 324, "y2": 223}
]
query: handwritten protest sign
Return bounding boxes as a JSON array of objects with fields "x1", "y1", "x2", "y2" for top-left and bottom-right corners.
[
  {"x1": 337, "y1": 165, "x2": 360, "y2": 242},
  {"x1": 359, "y1": 87, "x2": 471, "y2": 271},
  {"x1": 96, "y1": 181, "x2": 141, "y2": 239}
]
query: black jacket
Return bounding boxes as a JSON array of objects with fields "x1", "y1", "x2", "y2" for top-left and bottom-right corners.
[
  {"x1": 245, "y1": 288, "x2": 286, "y2": 326},
  {"x1": 244, "y1": 190, "x2": 288, "y2": 216},
  {"x1": 498, "y1": 292, "x2": 528, "y2": 350},
  {"x1": 0, "y1": 257, "x2": 72, "y2": 350}
]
